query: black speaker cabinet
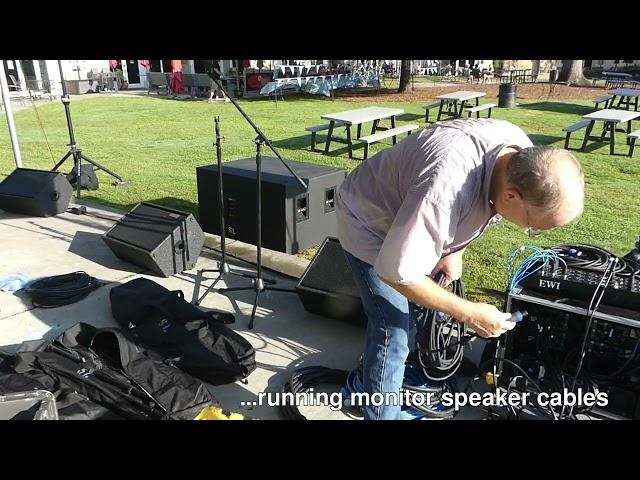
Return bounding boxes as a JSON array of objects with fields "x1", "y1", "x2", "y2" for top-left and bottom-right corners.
[
  {"x1": 103, "y1": 202, "x2": 205, "y2": 277},
  {"x1": 296, "y1": 237, "x2": 366, "y2": 327},
  {"x1": 196, "y1": 157, "x2": 347, "y2": 254},
  {"x1": 0, "y1": 168, "x2": 72, "y2": 217}
]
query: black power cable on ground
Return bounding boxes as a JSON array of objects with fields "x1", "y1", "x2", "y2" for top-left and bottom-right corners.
[{"x1": 24, "y1": 271, "x2": 104, "y2": 308}]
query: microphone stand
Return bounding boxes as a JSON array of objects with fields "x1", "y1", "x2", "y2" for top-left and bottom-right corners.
[
  {"x1": 195, "y1": 116, "x2": 261, "y2": 304},
  {"x1": 196, "y1": 76, "x2": 307, "y2": 329}
]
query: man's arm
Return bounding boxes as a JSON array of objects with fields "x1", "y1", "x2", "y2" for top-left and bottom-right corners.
[
  {"x1": 432, "y1": 247, "x2": 466, "y2": 284},
  {"x1": 379, "y1": 274, "x2": 514, "y2": 338}
]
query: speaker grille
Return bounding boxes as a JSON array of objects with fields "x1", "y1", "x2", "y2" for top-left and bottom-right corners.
[
  {"x1": 107, "y1": 203, "x2": 189, "y2": 252},
  {"x1": 300, "y1": 238, "x2": 360, "y2": 297}
]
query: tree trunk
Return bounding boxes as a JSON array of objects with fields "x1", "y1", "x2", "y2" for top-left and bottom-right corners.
[
  {"x1": 558, "y1": 60, "x2": 590, "y2": 86},
  {"x1": 398, "y1": 60, "x2": 411, "y2": 93}
]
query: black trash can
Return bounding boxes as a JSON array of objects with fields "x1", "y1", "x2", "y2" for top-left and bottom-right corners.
[
  {"x1": 549, "y1": 69, "x2": 558, "y2": 82},
  {"x1": 498, "y1": 82, "x2": 517, "y2": 108}
]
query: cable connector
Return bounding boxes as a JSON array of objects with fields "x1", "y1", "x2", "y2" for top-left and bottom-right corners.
[
  {"x1": 67, "y1": 205, "x2": 86, "y2": 215},
  {"x1": 485, "y1": 372, "x2": 498, "y2": 385},
  {"x1": 507, "y1": 310, "x2": 528, "y2": 322}
]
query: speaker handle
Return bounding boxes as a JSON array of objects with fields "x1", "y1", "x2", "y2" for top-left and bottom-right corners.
[
  {"x1": 174, "y1": 241, "x2": 185, "y2": 254},
  {"x1": 51, "y1": 191, "x2": 60, "y2": 200}
]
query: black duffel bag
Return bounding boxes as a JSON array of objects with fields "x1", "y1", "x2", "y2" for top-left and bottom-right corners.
[{"x1": 109, "y1": 278, "x2": 256, "y2": 386}]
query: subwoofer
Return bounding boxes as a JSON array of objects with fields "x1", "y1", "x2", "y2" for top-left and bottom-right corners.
[
  {"x1": 103, "y1": 202, "x2": 205, "y2": 277},
  {"x1": 296, "y1": 237, "x2": 366, "y2": 327},
  {"x1": 196, "y1": 157, "x2": 346, "y2": 254},
  {"x1": 0, "y1": 168, "x2": 72, "y2": 217}
]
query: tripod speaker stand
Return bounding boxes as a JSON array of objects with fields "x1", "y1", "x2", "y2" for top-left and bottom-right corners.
[
  {"x1": 195, "y1": 77, "x2": 308, "y2": 329},
  {"x1": 51, "y1": 60, "x2": 127, "y2": 198}
]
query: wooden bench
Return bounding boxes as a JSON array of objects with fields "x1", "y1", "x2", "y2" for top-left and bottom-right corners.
[
  {"x1": 359, "y1": 124, "x2": 419, "y2": 159},
  {"x1": 562, "y1": 120, "x2": 591, "y2": 149},
  {"x1": 628, "y1": 129, "x2": 640, "y2": 157},
  {"x1": 306, "y1": 121, "x2": 346, "y2": 151},
  {"x1": 592, "y1": 94, "x2": 613, "y2": 110},
  {"x1": 464, "y1": 103, "x2": 496, "y2": 118}
]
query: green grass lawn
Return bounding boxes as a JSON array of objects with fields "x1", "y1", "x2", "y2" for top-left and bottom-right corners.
[{"x1": 1, "y1": 94, "x2": 639, "y2": 306}]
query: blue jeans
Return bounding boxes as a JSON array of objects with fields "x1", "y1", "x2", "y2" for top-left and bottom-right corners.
[{"x1": 344, "y1": 251, "x2": 413, "y2": 420}]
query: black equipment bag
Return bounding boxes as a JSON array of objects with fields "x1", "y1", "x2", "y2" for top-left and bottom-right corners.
[
  {"x1": 109, "y1": 278, "x2": 256, "y2": 386},
  {"x1": 67, "y1": 164, "x2": 99, "y2": 191},
  {"x1": 0, "y1": 323, "x2": 215, "y2": 420}
]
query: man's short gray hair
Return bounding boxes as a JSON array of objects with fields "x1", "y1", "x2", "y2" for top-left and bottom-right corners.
[{"x1": 507, "y1": 145, "x2": 584, "y2": 212}]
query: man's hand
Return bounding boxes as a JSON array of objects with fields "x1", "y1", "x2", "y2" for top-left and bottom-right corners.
[
  {"x1": 432, "y1": 249, "x2": 464, "y2": 286},
  {"x1": 466, "y1": 303, "x2": 516, "y2": 338},
  {"x1": 381, "y1": 271, "x2": 516, "y2": 339}
]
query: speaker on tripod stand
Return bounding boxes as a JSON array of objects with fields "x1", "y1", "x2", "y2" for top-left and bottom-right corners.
[{"x1": 50, "y1": 60, "x2": 127, "y2": 198}]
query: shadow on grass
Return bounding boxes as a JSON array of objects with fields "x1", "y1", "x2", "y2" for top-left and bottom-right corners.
[
  {"x1": 241, "y1": 94, "x2": 334, "y2": 103},
  {"x1": 396, "y1": 112, "x2": 425, "y2": 122},
  {"x1": 520, "y1": 101, "x2": 593, "y2": 115},
  {"x1": 528, "y1": 134, "x2": 565, "y2": 145},
  {"x1": 271, "y1": 135, "x2": 314, "y2": 151}
]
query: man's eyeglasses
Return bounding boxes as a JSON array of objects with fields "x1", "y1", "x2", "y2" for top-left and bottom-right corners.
[
  {"x1": 525, "y1": 226, "x2": 545, "y2": 238},
  {"x1": 524, "y1": 208, "x2": 545, "y2": 238}
]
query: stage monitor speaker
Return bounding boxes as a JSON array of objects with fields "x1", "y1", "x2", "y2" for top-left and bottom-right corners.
[
  {"x1": 296, "y1": 237, "x2": 366, "y2": 327},
  {"x1": 103, "y1": 202, "x2": 205, "y2": 277},
  {"x1": 0, "y1": 168, "x2": 72, "y2": 217}
]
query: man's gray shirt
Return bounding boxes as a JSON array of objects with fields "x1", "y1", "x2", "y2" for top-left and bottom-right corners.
[{"x1": 336, "y1": 118, "x2": 533, "y2": 284}]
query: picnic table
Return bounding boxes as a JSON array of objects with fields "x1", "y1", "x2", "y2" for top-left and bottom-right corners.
[
  {"x1": 592, "y1": 72, "x2": 636, "y2": 89},
  {"x1": 434, "y1": 91, "x2": 486, "y2": 121},
  {"x1": 580, "y1": 108, "x2": 640, "y2": 155},
  {"x1": 603, "y1": 71, "x2": 632, "y2": 78},
  {"x1": 320, "y1": 106, "x2": 404, "y2": 158},
  {"x1": 496, "y1": 69, "x2": 535, "y2": 84},
  {"x1": 608, "y1": 88, "x2": 640, "y2": 111}
]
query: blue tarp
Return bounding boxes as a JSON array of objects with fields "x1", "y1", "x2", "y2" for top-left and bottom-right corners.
[{"x1": 260, "y1": 73, "x2": 381, "y2": 97}]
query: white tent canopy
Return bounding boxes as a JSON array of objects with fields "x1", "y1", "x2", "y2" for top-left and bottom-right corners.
[{"x1": 0, "y1": 64, "x2": 22, "y2": 168}]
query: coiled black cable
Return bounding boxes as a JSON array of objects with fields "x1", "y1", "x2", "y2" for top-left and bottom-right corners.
[
  {"x1": 281, "y1": 276, "x2": 467, "y2": 420},
  {"x1": 25, "y1": 271, "x2": 103, "y2": 308},
  {"x1": 414, "y1": 273, "x2": 469, "y2": 381},
  {"x1": 280, "y1": 366, "x2": 349, "y2": 420},
  {"x1": 553, "y1": 244, "x2": 636, "y2": 275},
  {"x1": 346, "y1": 355, "x2": 457, "y2": 419}
]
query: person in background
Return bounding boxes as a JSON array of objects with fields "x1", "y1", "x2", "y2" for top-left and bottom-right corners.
[{"x1": 207, "y1": 60, "x2": 230, "y2": 103}]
